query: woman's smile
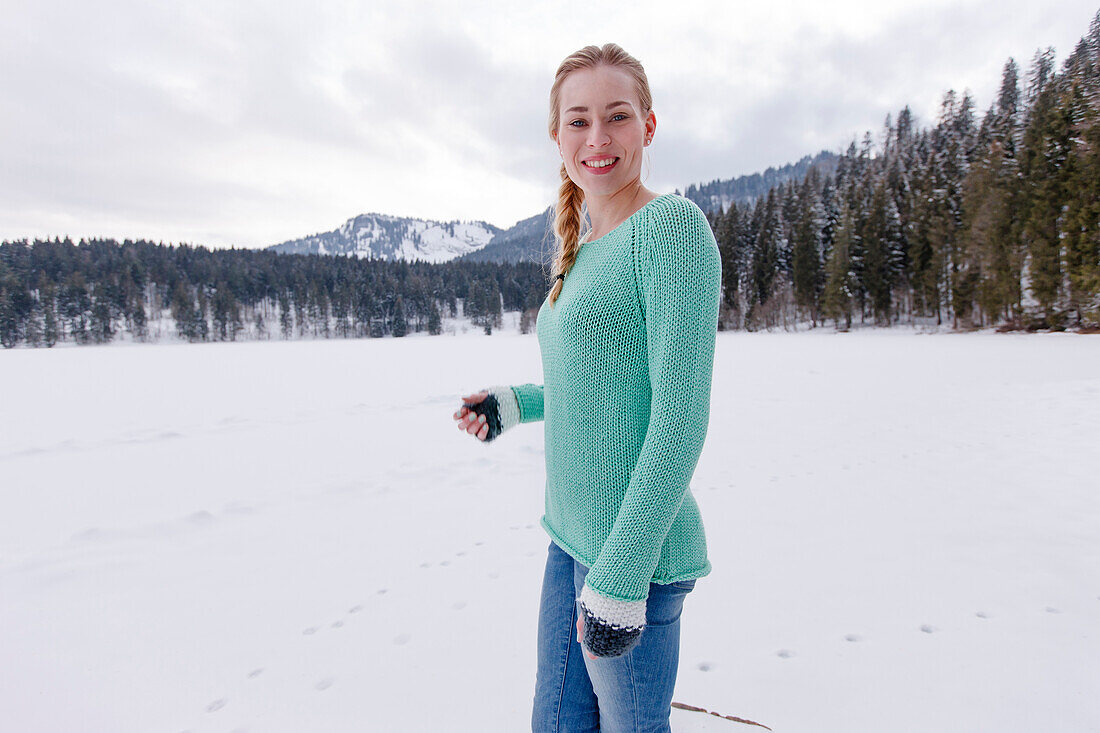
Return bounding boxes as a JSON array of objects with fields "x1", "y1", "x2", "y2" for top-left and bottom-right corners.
[{"x1": 583, "y1": 156, "x2": 620, "y2": 174}]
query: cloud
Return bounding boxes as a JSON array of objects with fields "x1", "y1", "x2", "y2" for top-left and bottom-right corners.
[{"x1": 0, "y1": 0, "x2": 1095, "y2": 248}]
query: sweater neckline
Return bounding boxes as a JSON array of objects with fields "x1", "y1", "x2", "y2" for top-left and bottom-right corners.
[{"x1": 581, "y1": 193, "x2": 674, "y2": 246}]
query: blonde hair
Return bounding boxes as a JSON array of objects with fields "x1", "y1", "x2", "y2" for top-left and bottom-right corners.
[{"x1": 546, "y1": 43, "x2": 653, "y2": 306}]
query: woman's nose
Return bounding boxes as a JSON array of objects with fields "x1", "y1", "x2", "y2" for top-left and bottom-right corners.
[{"x1": 586, "y1": 121, "x2": 611, "y2": 147}]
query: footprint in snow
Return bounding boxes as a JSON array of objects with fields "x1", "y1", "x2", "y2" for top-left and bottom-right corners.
[
  {"x1": 1045, "y1": 606, "x2": 1061, "y2": 614},
  {"x1": 452, "y1": 600, "x2": 467, "y2": 610},
  {"x1": 303, "y1": 627, "x2": 318, "y2": 635},
  {"x1": 920, "y1": 624, "x2": 937, "y2": 634},
  {"x1": 393, "y1": 633, "x2": 411, "y2": 645},
  {"x1": 776, "y1": 649, "x2": 795, "y2": 658},
  {"x1": 975, "y1": 611, "x2": 990, "y2": 619},
  {"x1": 697, "y1": 662, "x2": 713, "y2": 672},
  {"x1": 315, "y1": 678, "x2": 334, "y2": 691},
  {"x1": 206, "y1": 698, "x2": 227, "y2": 712},
  {"x1": 377, "y1": 588, "x2": 388, "y2": 595},
  {"x1": 844, "y1": 634, "x2": 862, "y2": 642},
  {"x1": 349, "y1": 605, "x2": 364, "y2": 614},
  {"x1": 248, "y1": 668, "x2": 264, "y2": 678},
  {"x1": 331, "y1": 620, "x2": 344, "y2": 629}
]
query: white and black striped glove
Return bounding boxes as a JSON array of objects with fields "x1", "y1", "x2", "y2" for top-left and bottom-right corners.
[
  {"x1": 578, "y1": 583, "x2": 647, "y2": 658},
  {"x1": 463, "y1": 385, "x2": 521, "y2": 443}
]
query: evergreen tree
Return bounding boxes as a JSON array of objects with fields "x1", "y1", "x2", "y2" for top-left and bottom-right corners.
[
  {"x1": 90, "y1": 285, "x2": 113, "y2": 343},
  {"x1": 278, "y1": 290, "x2": 293, "y2": 339},
  {"x1": 822, "y1": 207, "x2": 855, "y2": 330},
  {"x1": 1061, "y1": 25, "x2": 1100, "y2": 326},
  {"x1": 747, "y1": 190, "x2": 781, "y2": 327},
  {"x1": 428, "y1": 299, "x2": 442, "y2": 335},
  {"x1": 863, "y1": 182, "x2": 894, "y2": 325},
  {"x1": 40, "y1": 279, "x2": 59, "y2": 347},
  {"x1": 392, "y1": 294, "x2": 407, "y2": 337},
  {"x1": 1019, "y1": 47, "x2": 1070, "y2": 327},
  {"x1": 717, "y1": 202, "x2": 749, "y2": 326},
  {"x1": 171, "y1": 281, "x2": 199, "y2": 342},
  {"x1": 791, "y1": 174, "x2": 824, "y2": 326}
]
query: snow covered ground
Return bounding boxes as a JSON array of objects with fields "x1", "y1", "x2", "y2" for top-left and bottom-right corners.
[{"x1": 1, "y1": 326, "x2": 1097, "y2": 732}]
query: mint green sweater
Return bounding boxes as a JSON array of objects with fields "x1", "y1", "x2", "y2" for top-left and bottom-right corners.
[{"x1": 507, "y1": 192, "x2": 720, "y2": 608}]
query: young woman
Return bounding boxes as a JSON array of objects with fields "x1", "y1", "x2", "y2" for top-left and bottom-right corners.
[{"x1": 453, "y1": 43, "x2": 721, "y2": 732}]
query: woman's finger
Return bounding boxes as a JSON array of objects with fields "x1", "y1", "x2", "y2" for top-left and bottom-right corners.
[
  {"x1": 454, "y1": 391, "x2": 489, "y2": 425},
  {"x1": 453, "y1": 391, "x2": 490, "y2": 439},
  {"x1": 454, "y1": 407, "x2": 472, "y2": 426},
  {"x1": 576, "y1": 616, "x2": 597, "y2": 659}
]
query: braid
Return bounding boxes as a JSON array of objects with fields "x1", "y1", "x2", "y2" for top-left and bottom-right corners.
[{"x1": 548, "y1": 164, "x2": 585, "y2": 307}]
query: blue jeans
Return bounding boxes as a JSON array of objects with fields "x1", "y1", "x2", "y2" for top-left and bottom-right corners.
[{"x1": 532, "y1": 540, "x2": 697, "y2": 732}]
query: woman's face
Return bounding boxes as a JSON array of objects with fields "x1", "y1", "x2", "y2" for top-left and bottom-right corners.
[{"x1": 554, "y1": 65, "x2": 655, "y2": 198}]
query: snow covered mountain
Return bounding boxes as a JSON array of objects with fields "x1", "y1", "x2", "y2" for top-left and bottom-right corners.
[{"x1": 267, "y1": 213, "x2": 502, "y2": 263}]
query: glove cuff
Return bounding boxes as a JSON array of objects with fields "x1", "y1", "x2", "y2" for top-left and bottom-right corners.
[{"x1": 486, "y1": 385, "x2": 520, "y2": 433}]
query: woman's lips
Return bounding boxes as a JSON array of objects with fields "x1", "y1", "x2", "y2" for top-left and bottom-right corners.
[{"x1": 582, "y1": 157, "x2": 619, "y2": 175}]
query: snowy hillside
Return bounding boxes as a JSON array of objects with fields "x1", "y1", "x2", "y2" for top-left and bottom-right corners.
[
  {"x1": 1, "y1": 328, "x2": 1098, "y2": 732},
  {"x1": 268, "y1": 212, "x2": 501, "y2": 263}
]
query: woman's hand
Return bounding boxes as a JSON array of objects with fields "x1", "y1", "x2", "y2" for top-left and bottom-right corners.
[
  {"x1": 453, "y1": 390, "x2": 491, "y2": 441},
  {"x1": 576, "y1": 614, "x2": 598, "y2": 660}
]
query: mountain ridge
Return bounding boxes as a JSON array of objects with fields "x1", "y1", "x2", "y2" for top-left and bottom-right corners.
[{"x1": 268, "y1": 149, "x2": 840, "y2": 264}]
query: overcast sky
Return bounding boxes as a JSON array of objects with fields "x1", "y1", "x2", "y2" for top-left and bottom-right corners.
[{"x1": 2, "y1": 0, "x2": 1096, "y2": 250}]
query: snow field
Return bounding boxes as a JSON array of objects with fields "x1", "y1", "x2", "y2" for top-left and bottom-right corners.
[{"x1": 1, "y1": 328, "x2": 1097, "y2": 731}]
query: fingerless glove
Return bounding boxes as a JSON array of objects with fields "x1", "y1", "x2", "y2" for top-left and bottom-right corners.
[
  {"x1": 463, "y1": 385, "x2": 521, "y2": 443},
  {"x1": 578, "y1": 583, "x2": 647, "y2": 658}
]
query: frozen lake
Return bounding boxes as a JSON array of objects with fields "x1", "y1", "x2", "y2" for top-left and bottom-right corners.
[{"x1": 1, "y1": 327, "x2": 1098, "y2": 732}]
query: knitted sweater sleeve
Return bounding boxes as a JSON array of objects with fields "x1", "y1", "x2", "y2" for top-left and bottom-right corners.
[
  {"x1": 509, "y1": 383, "x2": 545, "y2": 423},
  {"x1": 577, "y1": 199, "x2": 721, "y2": 656}
]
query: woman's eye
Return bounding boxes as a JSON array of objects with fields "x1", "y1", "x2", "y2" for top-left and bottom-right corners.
[
  {"x1": 612, "y1": 113, "x2": 628, "y2": 121},
  {"x1": 569, "y1": 119, "x2": 587, "y2": 127}
]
